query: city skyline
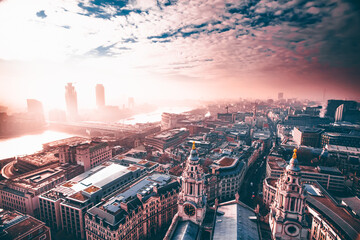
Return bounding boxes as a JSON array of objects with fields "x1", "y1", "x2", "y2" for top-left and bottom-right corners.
[{"x1": 0, "y1": 0, "x2": 359, "y2": 111}]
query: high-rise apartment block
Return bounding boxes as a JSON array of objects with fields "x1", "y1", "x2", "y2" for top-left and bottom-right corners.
[{"x1": 95, "y1": 84, "x2": 105, "y2": 108}]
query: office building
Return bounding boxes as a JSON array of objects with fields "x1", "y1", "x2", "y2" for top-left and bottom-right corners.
[
  {"x1": 321, "y1": 132, "x2": 360, "y2": 148},
  {"x1": 326, "y1": 145, "x2": 360, "y2": 174},
  {"x1": 0, "y1": 167, "x2": 66, "y2": 217},
  {"x1": 75, "y1": 141, "x2": 112, "y2": 171},
  {"x1": 0, "y1": 209, "x2": 51, "y2": 240},
  {"x1": 65, "y1": 83, "x2": 78, "y2": 121},
  {"x1": 325, "y1": 99, "x2": 357, "y2": 120},
  {"x1": 39, "y1": 161, "x2": 142, "y2": 239},
  {"x1": 161, "y1": 112, "x2": 186, "y2": 130},
  {"x1": 144, "y1": 128, "x2": 189, "y2": 151},
  {"x1": 95, "y1": 84, "x2": 105, "y2": 108},
  {"x1": 292, "y1": 127, "x2": 323, "y2": 148}
]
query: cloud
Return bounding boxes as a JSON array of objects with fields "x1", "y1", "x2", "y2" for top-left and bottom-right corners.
[
  {"x1": 36, "y1": 10, "x2": 47, "y2": 18},
  {"x1": 0, "y1": 0, "x2": 359, "y2": 104}
]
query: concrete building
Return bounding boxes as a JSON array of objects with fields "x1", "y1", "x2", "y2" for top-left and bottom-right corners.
[
  {"x1": 85, "y1": 173, "x2": 180, "y2": 240},
  {"x1": 39, "y1": 161, "x2": 143, "y2": 239},
  {"x1": 144, "y1": 128, "x2": 189, "y2": 152},
  {"x1": 65, "y1": 83, "x2": 78, "y2": 121},
  {"x1": 321, "y1": 132, "x2": 360, "y2": 148},
  {"x1": 95, "y1": 84, "x2": 105, "y2": 108},
  {"x1": 27, "y1": 99, "x2": 45, "y2": 124},
  {"x1": 75, "y1": 141, "x2": 112, "y2": 171},
  {"x1": 326, "y1": 144, "x2": 360, "y2": 174},
  {"x1": 161, "y1": 112, "x2": 186, "y2": 130},
  {"x1": 292, "y1": 127, "x2": 323, "y2": 148},
  {"x1": 325, "y1": 99, "x2": 358, "y2": 120},
  {"x1": 0, "y1": 209, "x2": 51, "y2": 240},
  {"x1": 0, "y1": 167, "x2": 66, "y2": 217}
]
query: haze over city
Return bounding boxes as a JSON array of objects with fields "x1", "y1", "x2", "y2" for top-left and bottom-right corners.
[{"x1": 0, "y1": 0, "x2": 359, "y2": 112}]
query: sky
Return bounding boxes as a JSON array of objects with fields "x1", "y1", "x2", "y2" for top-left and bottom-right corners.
[{"x1": 0, "y1": 0, "x2": 359, "y2": 111}]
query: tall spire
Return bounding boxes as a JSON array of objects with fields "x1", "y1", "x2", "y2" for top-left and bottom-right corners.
[{"x1": 192, "y1": 141, "x2": 196, "y2": 150}]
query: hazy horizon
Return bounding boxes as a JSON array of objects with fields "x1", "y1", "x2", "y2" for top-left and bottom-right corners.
[{"x1": 1, "y1": 0, "x2": 359, "y2": 112}]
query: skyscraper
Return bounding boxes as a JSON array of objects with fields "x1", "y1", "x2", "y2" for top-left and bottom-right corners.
[
  {"x1": 65, "y1": 83, "x2": 78, "y2": 121},
  {"x1": 96, "y1": 84, "x2": 105, "y2": 108}
]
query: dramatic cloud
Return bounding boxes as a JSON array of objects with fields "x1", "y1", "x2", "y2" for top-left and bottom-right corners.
[{"x1": 0, "y1": 0, "x2": 359, "y2": 110}]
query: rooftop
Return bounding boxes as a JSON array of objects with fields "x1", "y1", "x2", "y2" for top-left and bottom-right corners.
[
  {"x1": 17, "y1": 150, "x2": 58, "y2": 166},
  {"x1": 213, "y1": 201, "x2": 260, "y2": 240},
  {"x1": 150, "y1": 128, "x2": 188, "y2": 141},
  {"x1": 327, "y1": 145, "x2": 360, "y2": 154},
  {"x1": 171, "y1": 220, "x2": 199, "y2": 240},
  {"x1": 42, "y1": 136, "x2": 88, "y2": 149},
  {"x1": 307, "y1": 192, "x2": 360, "y2": 240},
  {"x1": 296, "y1": 127, "x2": 323, "y2": 133},
  {"x1": 0, "y1": 209, "x2": 46, "y2": 240},
  {"x1": 68, "y1": 191, "x2": 89, "y2": 202},
  {"x1": 218, "y1": 157, "x2": 236, "y2": 167}
]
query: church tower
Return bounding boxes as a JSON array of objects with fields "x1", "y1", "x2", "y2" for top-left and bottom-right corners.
[
  {"x1": 177, "y1": 142, "x2": 207, "y2": 225},
  {"x1": 269, "y1": 149, "x2": 308, "y2": 239}
]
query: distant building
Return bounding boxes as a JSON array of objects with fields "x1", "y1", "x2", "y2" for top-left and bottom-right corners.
[
  {"x1": 266, "y1": 155, "x2": 345, "y2": 193},
  {"x1": 217, "y1": 113, "x2": 235, "y2": 123},
  {"x1": 95, "y1": 84, "x2": 105, "y2": 108},
  {"x1": 325, "y1": 99, "x2": 357, "y2": 120},
  {"x1": 292, "y1": 127, "x2": 323, "y2": 148},
  {"x1": 282, "y1": 115, "x2": 330, "y2": 127},
  {"x1": 26, "y1": 99, "x2": 45, "y2": 123},
  {"x1": 278, "y1": 92, "x2": 284, "y2": 100},
  {"x1": 144, "y1": 128, "x2": 189, "y2": 151},
  {"x1": 321, "y1": 132, "x2": 360, "y2": 148},
  {"x1": 0, "y1": 209, "x2": 51, "y2": 240},
  {"x1": 161, "y1": 112, "x2": 186, "y2": 130},
  {"x1": 335, "y1": 104, "x2": 344, "y2": 122},
  {"x1": 128, "y1": 97, "x2": 135, "y2": 108},
  {"x1": 326, "y1": 145, "x2": 360, "y2": 174},
  {"x1": 65, "y1": 83, "x2": 78, "y2": 121}
]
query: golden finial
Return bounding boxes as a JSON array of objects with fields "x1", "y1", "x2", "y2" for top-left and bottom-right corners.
[
  {"x1": 192, "y1": 141, "x2": 196, "y2": 150},
  {"x1": 293, "y1": 148, "x2": 297, "y2": 159}
]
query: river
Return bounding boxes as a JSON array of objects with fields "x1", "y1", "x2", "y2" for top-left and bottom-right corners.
[{"x1": 0, "y1": 106, "x2": 194, "y2": 160}]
